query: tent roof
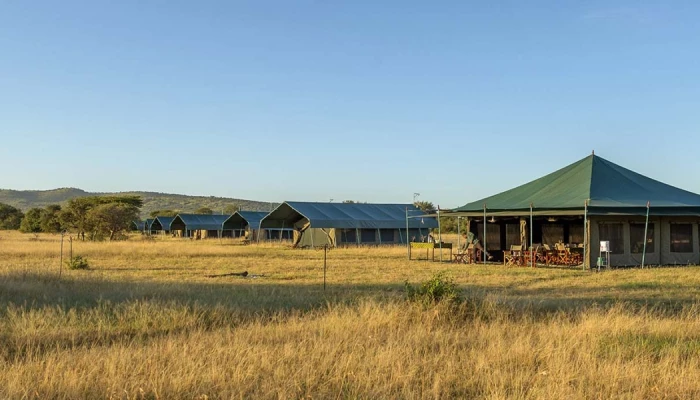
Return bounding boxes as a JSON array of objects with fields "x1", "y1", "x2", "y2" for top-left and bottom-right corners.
[
  {"x1": 145, "y1": 218, "x2": 154, "y2": 230},
  {"x1": 132, "y1": 221, "x2": 146, "y2": 230},
  {"x1": 152, "y1": 216, "x2": 174, "y2": 230},
  {"x1": 260, "y1": 201, "x2": 438, "y2": 229},
  {"x1": 454, "y1": 154, "x2": 700, "y2": 215},
  {"x1": 222, "y1": 211, "x2": 269, "y2": 230},
  {"x1": 170, "y1": 214, "x2": 231, "y2": 230}
]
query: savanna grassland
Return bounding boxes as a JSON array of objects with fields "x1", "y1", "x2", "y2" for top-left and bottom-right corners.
[{"x1": 1, "y1": 231, "x2": 700, "y2": 399}]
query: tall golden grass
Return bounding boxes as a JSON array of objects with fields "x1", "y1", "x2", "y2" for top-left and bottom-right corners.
[{"x1": 1, "y1": 231, "x2": 699, "y2": 399}]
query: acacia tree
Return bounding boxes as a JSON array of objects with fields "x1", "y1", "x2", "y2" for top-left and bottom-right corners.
[
  {"x1": 0, "y1": 203, "x2": 24, "y2": 230},
  {"x1": 20, "y1": 208, "x2": 44, "y2": 233},
  {"x1": 223, "y1": 204, "x2": 240, "y2": 215},
  {"x1": 40, "y1": 204, "x2": 63, "y2": 233},
  {"x1": 87, "y1": 202, "x2": 140, "y2": 240},
  {"x1": 60, "y1": 196, "x2": 143, "y2": 240},
  {"x1": 413, "y1": 201, "x2": 435, "y2": 213},
  {"x1": 149, "y1": 209, "x2": 178, "y2": 218},
  {"x1": 195, "y1": 207, "x2": 213, "y2": 215}
]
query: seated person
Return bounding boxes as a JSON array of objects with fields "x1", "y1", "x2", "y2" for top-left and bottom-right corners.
[{"x1": 462, "y1": 231, "x2": 493, "y2": 260}]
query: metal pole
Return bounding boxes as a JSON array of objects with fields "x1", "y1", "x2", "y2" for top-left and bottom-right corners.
[
  {"x1": 59, "y1": 232, "x2": 64, "y2": 279},
  {"x1": 437, "y1": 206, "x2": 442, "y2": 262},
  {"x1": 483, "y1": 204, "x2": 487, "y2": 265},
  {"x1": 406, "y1": 207, "x2": 410, "y2": 260},
  {"x1": 583, "y1": 200, "x2": 588, "y2": 270},
  {"x1": 642, "y1": 201, "x2": 650, "y2": 269},
  {"x1": 530, "y1": 203, "x2": 534, "y2": 267},
  {"x1": 457, "y1": 216, "x2": 461, "y2": 252},
  {"x1": 323, "y1": 244, "x2": 327, "y2": 291}
]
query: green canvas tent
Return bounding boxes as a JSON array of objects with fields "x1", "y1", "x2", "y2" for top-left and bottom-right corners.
[
  {"x1": 260, "y1": 202, "x2": 438, "y2": 248},
  {"x1": 449, "y1": 154, "x2": 700, "y2": 267}
]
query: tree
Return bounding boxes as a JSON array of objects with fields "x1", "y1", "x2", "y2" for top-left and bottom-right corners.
[
  {"x1": 149, "y1": 209, "x2": 178, "y2": 218},
  {"x1": 0, "y1": 203, "x2": 24, "y2": 230},
  {"x1": 223, "y1": 204, "x2": 240, "y2": 215},
  {"x1": 60, "y1": 196, "x2": 143, "y2": 240},
  {"x1": 413, "y1": 201, "x2": 435, "y2": 213},
  {"x1": 20, "y1": 208, "x2": 44, "y2": 233},
  {"x1": 195, "y1": 207, "x2": 213, "y2": 215},
  {"x1": 60, "y1": 197, "x2": 97, "y2": 239},
  {"x1": 40, "y1": 204, "x2": 63, "y2": 233},
  {"x1": 87, "y1": 202, "x2": 140, "y2": 240}
]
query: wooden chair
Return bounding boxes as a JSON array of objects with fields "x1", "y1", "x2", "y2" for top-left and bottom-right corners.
[
  {"x1": 554, "y1": 243, "x2": 568, "y2": 265},
  {"x1": 504, "y1": 245, "x2": 523, "y2": 266},
  {"x1": 542, "y1": 244, "x2": 556, "y2": 265},
  {"x1": 524, "y1": 245, "x2": 540, "y2": 267}
]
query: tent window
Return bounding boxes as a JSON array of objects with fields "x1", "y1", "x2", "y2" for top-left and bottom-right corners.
[
  {"x1": 599, "y1": 223, "x2": 624, "y2": 254},
  {"x1": 340, "y1": 229, "x2": 356, "y2": 243},
  {"x1": 568, "y1": 225, "x2": 584, "y2": 246},
  {"x1": 670, "y1": 224, "x2": 693, "y2": 253},
  {"x1": 542, "y1": 224, "x2": 564, "y2": 247},
  {"x1": 477, "y1": 223, "x2": 501, "y2": 251},
  {"x1": 379, "y1": 229, "x2": 395, "y2": 243},
  {"x1": 630, "y1": 223, "x2": 654, "y2": 254},
  {"x1": 360, "y1": 229, "x2": 377, "y2": 243},
  {"x1": 505, "y1": 224, "x2": 520, "y2": 248}
]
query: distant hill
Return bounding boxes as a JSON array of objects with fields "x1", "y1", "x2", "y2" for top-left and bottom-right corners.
[{"x1": 0, "y1": 188, "x2": 276, "y2": 218}]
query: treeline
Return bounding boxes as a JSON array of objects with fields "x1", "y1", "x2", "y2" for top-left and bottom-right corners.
[{"x1": 0, "y1": 196, "x2": 143, "y2": 240}]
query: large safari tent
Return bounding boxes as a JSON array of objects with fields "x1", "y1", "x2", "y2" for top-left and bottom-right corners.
[
  {"x1": 260, "y1": 202, "x2": 438, "y2": 248},
  {"x1": 448, "y1": 153, "x2": 700, "y2": 267}
]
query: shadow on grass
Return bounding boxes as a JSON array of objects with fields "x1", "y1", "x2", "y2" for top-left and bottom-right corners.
[
  {"x1": 1, "y1": 270, "x2": 698, "y2": 363},
  {"x1": 2, "y1": 270, "x2": 698, "y2": 315}
]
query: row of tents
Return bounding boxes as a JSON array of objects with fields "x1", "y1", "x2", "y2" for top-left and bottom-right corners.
[
  {"x1": 135, "y1": 203, "x2": 439, "y2": 248},
  {"x1": 136, "y1": 153, "x2": 700, "y2": 267}
]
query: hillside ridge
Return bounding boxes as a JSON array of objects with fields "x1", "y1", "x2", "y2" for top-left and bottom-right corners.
[{"x1": 0, "y1": 187, "x2": 275, "y2": 217}]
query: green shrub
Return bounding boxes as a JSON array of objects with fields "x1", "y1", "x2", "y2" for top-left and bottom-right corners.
[
  {"x1": 66, "y1": 255, "x2": 90, "y2": 270},
  {"x1": 405, "y1": 272, "x2": 461, "y2": 305}
]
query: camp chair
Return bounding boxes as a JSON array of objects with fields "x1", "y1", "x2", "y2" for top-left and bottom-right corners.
[
  {"x1": 554, "y1": 243, "x2": 568, "y2": 265},
  {"x1": 525, "y1": 245, "x2": 540, "y2": 267},
  {"x1": 542, "y1": 244, "x2": 556, "y2": 265},
  {"x1": 504, "y1": 245, "x2": 522, "y2": 266}
]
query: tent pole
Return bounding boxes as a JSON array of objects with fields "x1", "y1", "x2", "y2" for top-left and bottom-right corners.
[
  {"x1": 483, "y1": 204, "x2": 487, "y2": 265},
  {"x1": 457, "y1": 216, "x2": 461, "y2": 251},
  {"x1": 437, "y1": 206, "x2": 442, "y2": 262},
  {"x1": 583, "y1": 200, "x2": 588, "y2": 270},
  {"x1": 280, "y1": 221, "x2": 285, "y2": 244},
  {"x1": 377, "y1": 228, "x2": 381, "y2": 245},
  {"x1": 356, "y1": 228, "x2": 360, "y2": 247},
  {"x1": 406, "y1": 208, "x2": 410, "y2": 260},
  {"x1": 642, "y1": 201, "x2": 650, "y2": 269},
  {"x1": 530, "y1": 203, "x2": 534, "y2": 267}
]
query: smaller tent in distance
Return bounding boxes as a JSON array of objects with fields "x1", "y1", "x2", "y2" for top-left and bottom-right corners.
[
  {"x1": 260, "y1": 201, "x2": 438, "y2": 248},
  {"x1": 222, "y1": 211, "x2": 269, "y2": 240},
  {"x1": 170, "y1": 214, "x2": 231, "y2": 239},
  {"x1": 131, "y1": 220, "x2": 146, "y2": 232},
  {"x1": 145, "y1": 218, "x2": 155, "y2": 235},
  {"x1": 150, "y1": 216, "x2": 175, "y2": 235}
]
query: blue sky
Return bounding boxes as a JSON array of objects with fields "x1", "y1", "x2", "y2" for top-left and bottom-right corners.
[{"x1": 1, "y1": 1, "x2": 698, "y2": 208}]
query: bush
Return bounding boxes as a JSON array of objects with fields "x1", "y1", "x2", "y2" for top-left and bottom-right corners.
[
  {"x1": 405, "y1": 272, "x2": 461, "y2": 305},
  {"x1": 66, "y1": 255, "x2": 90, "y2": 270}
]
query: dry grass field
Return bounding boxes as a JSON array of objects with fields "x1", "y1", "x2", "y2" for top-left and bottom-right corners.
[{"x1": 2, "y1": 230, "x2": 700, "y2": 399}]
